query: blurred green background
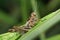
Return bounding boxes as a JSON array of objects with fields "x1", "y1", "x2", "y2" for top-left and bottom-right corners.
[{"x1": 0, "y1": 0, "x2": 60, "y2": 39}]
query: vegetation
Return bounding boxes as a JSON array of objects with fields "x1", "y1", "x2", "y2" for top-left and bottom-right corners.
[{"x1": 0, "y1": 0, "x2": 60, "y2": 40}]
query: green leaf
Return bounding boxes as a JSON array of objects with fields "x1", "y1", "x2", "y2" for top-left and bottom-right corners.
[
  {"x1": 47, "y1": 34, "x2": 60, "y2": 40},
  {"x1": 18, "y1": 9, "x2": 60, "y2": 40},
  {"x1": 0, "y1": 32, "x2": 20, "y2": 40}
]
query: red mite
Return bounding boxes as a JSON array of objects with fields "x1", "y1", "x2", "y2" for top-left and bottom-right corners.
[{"x1": 8, "y1": 12, "x2": 38, "y2": 34}]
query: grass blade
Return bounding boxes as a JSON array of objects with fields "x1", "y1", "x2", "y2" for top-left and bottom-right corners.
[{"x1": 18, "y1": 9, "x2": 60, "y2": 40}]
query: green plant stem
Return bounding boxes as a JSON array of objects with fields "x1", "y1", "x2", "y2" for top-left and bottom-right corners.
[
  {"x1": 20, "y1": 0, "x2": 29, "y2": 24},
  {"x1": 0, "y1": 32, "x2": 20, "y2": 40},
  {"x1": 47, "y1": 34, "x2": 60, "y2": 40},
  {"x1": 40, "y1": 32, "x2": 46, "y2": 40}
]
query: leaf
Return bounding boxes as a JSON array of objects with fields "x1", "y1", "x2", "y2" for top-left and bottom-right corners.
[
  {"x1": 18, "y1": 9, "x2": 60, "y2": 40},
  {"x1": 0, "y1": 32, "x2": 20, "y2": 40},
  {"x1": 47, "y1": 34, "x2": 60, "y2": 40}
]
